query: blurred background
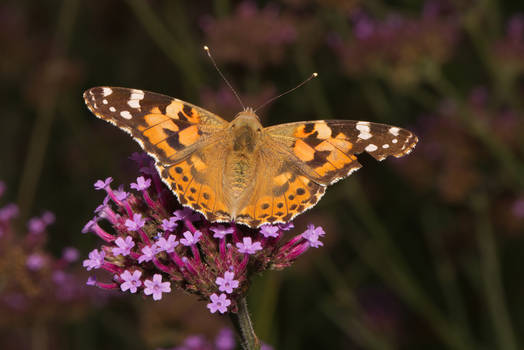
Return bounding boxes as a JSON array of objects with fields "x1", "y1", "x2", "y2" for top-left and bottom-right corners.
[{"x1": 1, "y1": 0, "x2": 524, "y2": 349}]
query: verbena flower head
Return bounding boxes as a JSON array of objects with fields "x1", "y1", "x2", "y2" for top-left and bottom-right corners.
[
  {"x1": 329, "y1": 5, "x2": 459, "y2": 87},
  {"x1": 0, "y1": 180, "x2": 107, "y2": 321},
  {"x1": 82, "y1": 153, "x2": 327, "y2": 313}
]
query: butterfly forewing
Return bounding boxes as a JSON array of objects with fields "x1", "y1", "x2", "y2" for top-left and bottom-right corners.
[
  {"x1": 266, "y1": 120, "x2": 418, "y2": 185},
  {"x1": 83, "y1": 87, "x2": 228, "y2": 164}
]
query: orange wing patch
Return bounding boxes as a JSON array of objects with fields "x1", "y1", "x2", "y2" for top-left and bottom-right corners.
[
  {"x1": 293, "y1": 139, "x2": 315, "y2": 162},
  {"x1": 234, "y1": 170, "x2": 326, "y2": 227},
  {"x1": 159, "y1": 153, "x2": 231, "y2": 224},
  {"x1": 165, "y1": 100, "x2": 201, "y2": 124}
]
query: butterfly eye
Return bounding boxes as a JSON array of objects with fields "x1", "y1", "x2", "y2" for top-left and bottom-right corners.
[{"x1": 256, "y1": 128, "x2": 262, "y2": 133}]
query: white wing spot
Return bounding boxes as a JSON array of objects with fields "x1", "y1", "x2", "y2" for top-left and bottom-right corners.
[
  {"x1": 131, "y1": 89, "x2": 145, "y2": 99},
  {"x1": 314, "y1": 122, "x2": 332, "y2": 139},
  {"x1": 102, "y1": 99, "x2": 108, "y2": 105},
  {"x1": 356, "y1": 121, "x2": 372, "y2": 140},
  {"x1": 109, "y1": 107, "x2": 116, "y2": 112},
  {"x1": 382, "y1": 144, "x2": 390, "y2": 149},
  {"x1": 365, "y1": 144, "x2": 378, "y2": 152},
  {"x1": 128, "y1": 100, "x2": 141, "y2": 109},
  {"x1": 102, "y1": 87, "x2": 113, "y2": 97},
  {"x1": 392, "y1": 139, "x2": 398, "y2": 144},
  {"x1": 128, "y1": 90, "x2": 145, "y2": 109},
  {"x1": 389, "y1": 127, "x2": 400, "y2": 136},
  {"x1": 120, "y1": 111, "x2": 132, "y2": 119},
  {"x1": 356, "y1": 121, "x2": 370, "y2": 132}
]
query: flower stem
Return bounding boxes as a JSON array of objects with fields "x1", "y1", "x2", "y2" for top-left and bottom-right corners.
[{"x1": 230, "y1": 297, "x2": 260, "y2": 350}]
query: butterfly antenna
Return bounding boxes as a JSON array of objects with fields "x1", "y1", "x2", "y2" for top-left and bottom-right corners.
[
  {"x1": 204, "y1": 45, "x2": 246, "y2": 110},
  {"x1": 254, "y1": 72, "x2": 318, "y2": 113}
]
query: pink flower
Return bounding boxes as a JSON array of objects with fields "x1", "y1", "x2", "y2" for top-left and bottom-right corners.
[
  {"x1": 210, "y1": 225, "x2": 235, "y2": 239},
  {"x1": 82, "y1": 249, "x2": 105, "y2": 270},
  {"x1": 236, "y1": 237, "x2": 262, "y2": 254},
  {"x1": 125, "y1": 213, "x2": 146, "y2": 231},
  {"x1": 138, "y1": 244, "x2": 158, "y2": 263},
  {"x1": 161, "y1": 217, "x2": 178, "y2": 231},
  {"x1": 180, "y1": 230, "x2": 202, "y2": 246},
  {"x1": 173, "y1": 208, "x2": 201, "y2": 222},
  {"x1": 216, "y1": 271, "x2": 239, "y2": 294},
  {"x1": 156, "y1": 234, "x2": 179, "y2": 253},
  {"x1": 112, "y1": 236, "x2": 135, "y2": 256},
  {"x1": 130, "y1": 176, "x2": 151, "y2": 191},
  {"x1": 120, "y1": 270, "x2": 142, "y2": 293},
  {"x1": 260, "y1": 224, "x2": 279, "y2": 238},
  {"x1": 94, "y1": 177, "x2": 113, "y2": 190},
  {"x1": 302, "y1": 225, "x2": 325, "y2": 248},
  {"x1": 207, "y1": 293, "x2": 231, "y2": 314},
  {"x1": 143, "y1": 274, "x2": 171, "y2": 301}
]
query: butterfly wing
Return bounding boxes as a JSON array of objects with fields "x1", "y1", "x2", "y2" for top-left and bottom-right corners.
[
  {"x1": 231, "y1": 120, "x2": 418, "y2": 227},
  {"x1": 83, "y1": 87, "x2": 228, "y2": 164},
  {"x1": 155, "y1": 141, "x2": 234, "y2": 223},
  {"x1": 84, "y1": 87, "x2": 234, "y2": 220},
  {"x1": 233, "y1": 144, "x2": 328, "y2": 227},
  {"x1": 265, "y1": 120, "x2": 418, "y2": 185}
]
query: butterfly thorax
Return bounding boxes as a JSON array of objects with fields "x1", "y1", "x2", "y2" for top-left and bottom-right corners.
[
  {"x1": 230, "y1": 110, "x2": 262, "y2": 152},
  {"x1": 225, "y1": 110, "x2": 263, "y2": 205}
]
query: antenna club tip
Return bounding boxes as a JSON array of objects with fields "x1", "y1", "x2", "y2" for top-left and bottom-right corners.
[
  {"x1": 313, "y1": 72, "x2": 318, "y2": 77},
  {"x1": 203, "y1": 45, "x2": 209, "y2": 51}
]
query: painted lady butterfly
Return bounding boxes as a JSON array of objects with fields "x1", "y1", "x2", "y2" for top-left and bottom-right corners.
[{"x1": 84, "y1": 87, "x2": 418, "y2": 227}]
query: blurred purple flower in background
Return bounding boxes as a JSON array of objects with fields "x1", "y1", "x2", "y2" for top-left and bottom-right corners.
[
  {"x1": 200, "y1": 1, "x2": 297, "y2": 69},
  {"x1": 0, "y1": 180, "x2": 110, "y2": 325},
  {"x1": 156, "y1": 327, "x2": 273, "y2": 350},
  {"x1": 494, "y1": 14, "x2": 524, "y2": 75},
  {"x1": 329, "y1": 3, "x2": 460, "y2": 87},
  {"x1": 512, "y1": 198, "x2": 524, "y2": 219}
]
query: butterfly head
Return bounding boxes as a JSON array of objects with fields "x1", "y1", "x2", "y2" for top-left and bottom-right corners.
[{"x1": 230, "y1": 108, "x2": 263, "y2": 152}]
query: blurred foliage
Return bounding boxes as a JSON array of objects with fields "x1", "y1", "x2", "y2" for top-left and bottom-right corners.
[{"x1": 1, "y1": 0, "x2": 524, "y2": 349}]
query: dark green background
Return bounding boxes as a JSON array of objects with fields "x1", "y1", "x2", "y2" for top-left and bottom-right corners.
[{"x1": 1, "y1": 0, "x2": 524, "y2": 349}]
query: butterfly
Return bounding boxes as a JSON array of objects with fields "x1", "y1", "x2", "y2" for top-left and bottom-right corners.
[{"x1": 84, "y1": 87, "x2": 418, "y2": 228}]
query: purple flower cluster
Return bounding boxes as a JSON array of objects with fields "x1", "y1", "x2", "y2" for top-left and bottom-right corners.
[
  {"x1": 82, "y1": 153, "x2": 326, "y2": 313},
  {"x1": 157, "y1": 328, "x2": 273, "y2": 350},
  {"x1": 494, "y1": 14, "x2": 524, "y2": 74},
  {"x1": 200, "y1": 1, "x2": 297, "y2": 69},
  {"x1": 329, "y1": 4, "x2": 459, "y2": 86},
  {"x1": 0, "y1": 180, "x2": 102, "y2": 317}
]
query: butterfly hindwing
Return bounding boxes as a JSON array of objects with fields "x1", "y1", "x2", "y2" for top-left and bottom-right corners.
[
  {"x1": 157, "y1": 142, "x2": 232, "y2": 224},
  {"x1": 83, "y1": 87, "x2": 228, "y2": 164},
  {"x1": 266, "y1": 120, "x2": 418, "y2": 185},
  {"x1": 234, "y1": 148, "x2": 327, "y2": 227}
]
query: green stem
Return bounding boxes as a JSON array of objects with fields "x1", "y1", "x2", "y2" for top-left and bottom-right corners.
[
  {"x1": 423, "y1": 66, "x2": 524, "y2": 190},
  {"x1": 31, "y1": 320, "x2": 48, "y2": 350},
  {"x1": 126, "y1": 0, "x2": 203, "y2": 98},
  {"x1": 230, "y1": 297, "x2": 260, "y2": 350},
  {"x1": 473, "y1": 194, "x2": 519, "y2": 350},
  {"x1": 16, "y1": 0, "x2": 79, "y2": 224},
  {"x1": 344, "y1": 181, "x2": 479, "y2": 350}
]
